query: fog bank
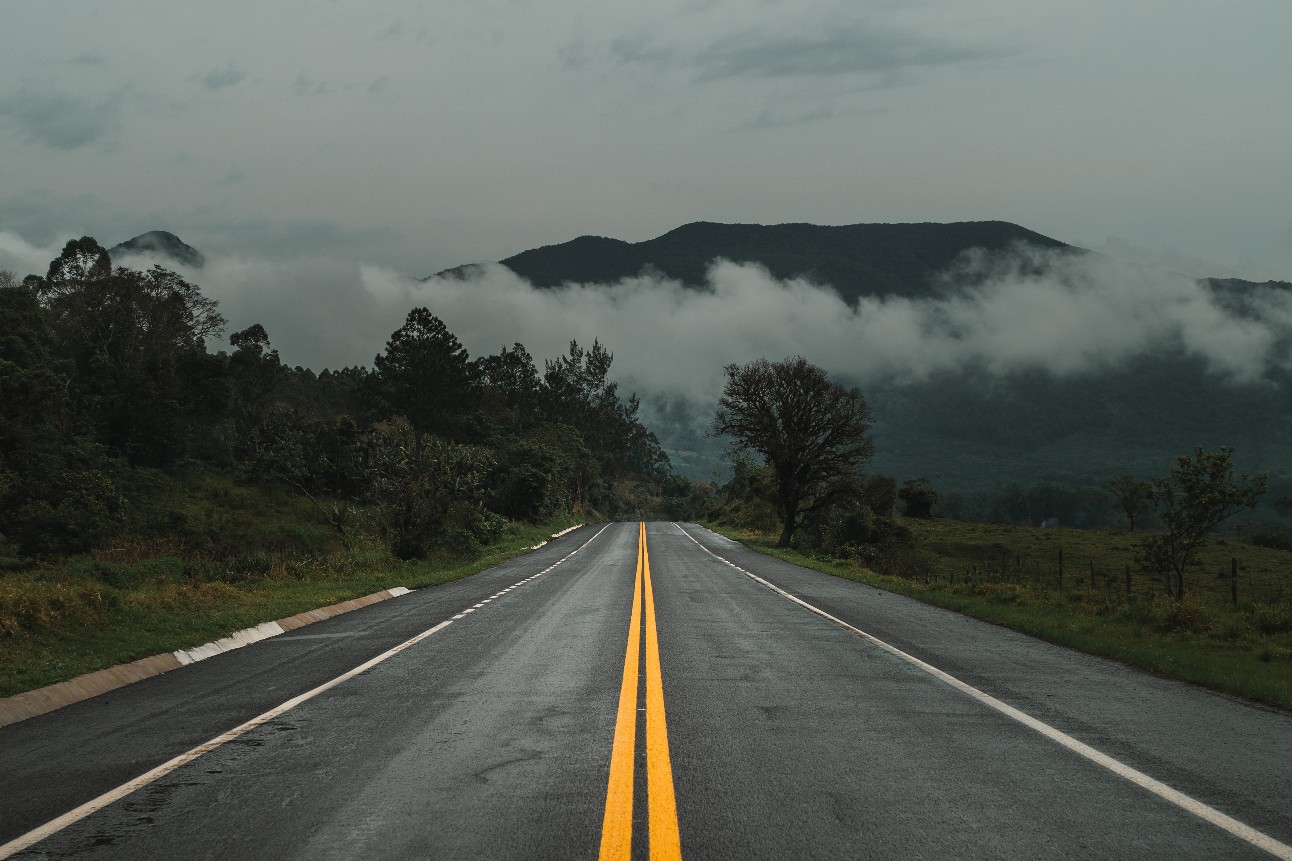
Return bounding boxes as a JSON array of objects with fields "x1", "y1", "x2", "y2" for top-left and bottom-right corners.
[{"x1": 4, "y1": 233, "x2": 1290, "y2": 406}]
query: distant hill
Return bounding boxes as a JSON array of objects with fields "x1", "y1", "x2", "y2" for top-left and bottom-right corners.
[
  {"x1": 434, "y1": 220, "x2": 1074, "y2": 302},
  {"x1": 109, "y1": 231, "x2": 205, "y2": 268}
]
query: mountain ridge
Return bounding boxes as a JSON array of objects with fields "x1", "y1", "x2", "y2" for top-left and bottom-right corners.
[{"x1": 433, "y1": 220, "x2": 1077, "y2": 302}]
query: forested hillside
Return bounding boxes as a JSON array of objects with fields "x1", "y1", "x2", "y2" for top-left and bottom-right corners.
[{"x1": 0, "y1": 238, "x2": 686, "y2": 565}]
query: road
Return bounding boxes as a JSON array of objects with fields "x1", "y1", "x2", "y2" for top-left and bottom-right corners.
[{"x1": 2, "y1": 522, "x2": 1290, "y2": 859}]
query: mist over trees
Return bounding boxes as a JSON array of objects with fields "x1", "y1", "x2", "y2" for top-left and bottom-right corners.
[{"x1": 0, "y1": 238, "x2": 678, "y2": 562}]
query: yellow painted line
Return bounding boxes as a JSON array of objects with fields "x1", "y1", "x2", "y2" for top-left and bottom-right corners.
[
  {"x1": 642, "y1": 523, "x2": 683, "y2": 860},
  {"x1": 598, "y1": 524, "x2": 644, "y2": 861},
  {"x1": 599, "y1": 523, "x2": 683, "y2": 860}
]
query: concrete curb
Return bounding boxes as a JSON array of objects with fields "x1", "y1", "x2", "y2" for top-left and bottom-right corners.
[
  {"x1": 0, "y1": 586, "x2": 411, "y2": 730},
  {"x1": 530, "y1": 522, "x2": 585, "y2": 550}
]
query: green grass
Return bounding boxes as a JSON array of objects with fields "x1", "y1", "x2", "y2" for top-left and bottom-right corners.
[
  {"x1": 707, "y1": 519, "x2": 1292, "y2": 711},
  {"x1": 0, "y1": 518, "x2": 576, "y2": 698}
]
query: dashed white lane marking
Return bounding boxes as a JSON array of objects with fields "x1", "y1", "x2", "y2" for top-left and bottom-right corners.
[
  {"x1": 0, "y1": 524, "x2": 611, "y2": 861},
  {"x1": 672, "y1": 523, "x2": 1292, "y2": 861}
]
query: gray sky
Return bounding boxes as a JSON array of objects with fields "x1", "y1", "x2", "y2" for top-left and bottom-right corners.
[
  {"x1": 4, "y1": 1, "x2": 1292, "y2": 389},
  {"x1": 3, "y1": 1, "x2": 1291, "y2": 278}
]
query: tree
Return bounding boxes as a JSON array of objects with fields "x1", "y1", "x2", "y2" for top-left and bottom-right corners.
[
  {"x1": 0, "y1": 275, "x2": 71, "y2": 456},
  {"x1": 711, "y1": 356, "x2": 874, "y2": 547},
  {"x1": 862, "y1": 475, "x2": 898, "y2": 517},
  {"x1": 476, "y1": 342, "x2": 542, "y2": 424},
  {"x1": 29, "y1": 239, "x2": 228, "y2": 467},
  {"x1": 542, "y1": 339, "x2": 670, "y2": 484},
  {"x1": 898, "y1": 478, "x2": 938, "y2": 518},
  {"x1": 373, "y1": 308, "x2": 476, "y2": 455},
  {"x1": 366, "y1": 418, "x2": 503, "y2": 559},
  {"x1": 1138, "y1": 446, "x2": 1266, "y2": 599},
  {"x1": 228, "y1": 323, "x2": 285, "y2": 410},
  {"x1": 1108, "y1": 474, "x2": 1151, "y2": 531}
]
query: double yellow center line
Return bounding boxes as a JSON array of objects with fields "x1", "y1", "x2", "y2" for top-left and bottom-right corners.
[{"x1": 599, "y1": 522, "x2": 682, "y2": 860}]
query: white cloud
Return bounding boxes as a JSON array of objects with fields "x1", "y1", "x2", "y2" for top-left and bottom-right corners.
[
  {"x1": 375, "y1": 248, "x2": 1292, "y2": 400},
  {"x1": 0, "y1": 230, "x2": 74, "y2": 278},
  {"x1": 7, "y1": 231, "x2": 1291, "y2": 408}
]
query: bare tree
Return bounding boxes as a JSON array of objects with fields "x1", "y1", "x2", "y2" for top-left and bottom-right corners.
[{"x1": 712, "y1": 356, "x2": 873, "y2": 547}]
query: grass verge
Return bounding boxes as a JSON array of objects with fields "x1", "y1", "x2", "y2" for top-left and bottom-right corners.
[
  {"x1": 706, "y1": 522, "x2": 1292, "y2": 711},
  {"x1": 0, "y1": 519, "x2": 575, "y2": 698}
]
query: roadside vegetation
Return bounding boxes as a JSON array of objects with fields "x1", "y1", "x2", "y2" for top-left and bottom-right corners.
[
  {"x1": 698, "y1": 361, "x2": 1291, "y2": 708},
  {"x1": 1, "y1": 239, "x2": 693, "y2": 697},
  {"x1": 0, "y1": 508, "x2": 573, "y2": 698},
  {"x1": 6, "y1": 241, "x2": 1291, "y2": 714}
]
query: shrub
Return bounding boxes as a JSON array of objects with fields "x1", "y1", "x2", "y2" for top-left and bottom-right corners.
[
  {"x1": 368, "y1": 420, "x2": 502, "y2": 560},
  {"x1": 1253, "y1": 604, "x2": 1292, "y2": 635}
]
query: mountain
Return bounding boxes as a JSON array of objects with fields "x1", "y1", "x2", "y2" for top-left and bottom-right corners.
[
  {"x1": 435, "y1": 220, "x2": 1292, "y2": 516},
  {"x1": 109, "y1": 231, "x2": 205, "y2": 268},
  {"x1": 434, "y1": 220, "x2": 1074, "y2": 302}
]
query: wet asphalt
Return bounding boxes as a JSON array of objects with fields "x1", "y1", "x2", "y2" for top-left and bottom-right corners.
[{"x1": 1, "y1": 522, "x2": 1289, "y2": 859}]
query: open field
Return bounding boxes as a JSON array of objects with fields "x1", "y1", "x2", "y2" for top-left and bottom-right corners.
[
  {"x1": 710, "y1": 518, "x2": 1292, "y2": 710},
  {"x1": 909, "y1": 518, "x2": 1292, "y2": 604}
]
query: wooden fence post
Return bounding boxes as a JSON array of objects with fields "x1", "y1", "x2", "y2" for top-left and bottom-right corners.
[
  {"x1": 1058, "y1": 547, "x2": 1064, "y2": 592},
  {"x1": 1231, "y1": 557, "x2": 1238, "y2": 606}
]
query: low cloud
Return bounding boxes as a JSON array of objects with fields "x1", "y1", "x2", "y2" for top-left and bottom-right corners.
[
  {"x1": 0, "y1": 231, "x2": 68, "y2": 279},
  {"x1": 5, "y1": 232, "x2": 1290, "y2": 404},
  {"x1": 0, "y1": 88, "x2": 120, "y2": 150},
  {"x1": 395, "y1": 250, "x2": 1292, "y2": 401}
]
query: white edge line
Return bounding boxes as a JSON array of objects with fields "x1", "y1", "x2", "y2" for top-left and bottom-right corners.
[
  {"x1": 0, "y1": 523, "x2": 611, "y2": 860},
  {"x1": 0, "y1": 618, "x2": 449, "y2": 860},
  {"x1": 672, "y1": 523, "x2": 1292, "y2": 861}
]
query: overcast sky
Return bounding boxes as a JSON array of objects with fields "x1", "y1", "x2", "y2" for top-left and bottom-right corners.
[{"x1": 3, "y1": 0, "x2": 1291, "y2": 282}]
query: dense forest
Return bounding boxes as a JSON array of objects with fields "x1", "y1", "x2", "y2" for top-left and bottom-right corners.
[{"x1": 0, "y1": 238, "x2": 692, "y2": 564}]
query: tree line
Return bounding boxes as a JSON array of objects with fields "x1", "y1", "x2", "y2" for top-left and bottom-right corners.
[
  {"x1": 0, "y1": 238, "x2": 683, "y2": 561},
  {"x1": 2, "y1": 238, "x2": 1269, "y2": 603}
]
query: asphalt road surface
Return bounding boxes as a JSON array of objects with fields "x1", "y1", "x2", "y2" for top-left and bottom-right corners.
[{"x1": 2, "y1": 522, "x2": 1290, "y2": 859}]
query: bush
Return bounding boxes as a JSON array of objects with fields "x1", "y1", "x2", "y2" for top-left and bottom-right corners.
[
  {"x1": 368, "y1": 420, "x2": 504, "y2": 560},
  {"x1": 9, "y1": 469, "x2": 127, "y2": 556},
  {"x1": 1249, "y1": 530, "x2": 1292, "y2": 552},
  {"x1": 863, "y1": 475, "x2": 898, "y2": 517},
  {"x1": 1253, "y1": 604, "x2": 1292, "y2": 635}
]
